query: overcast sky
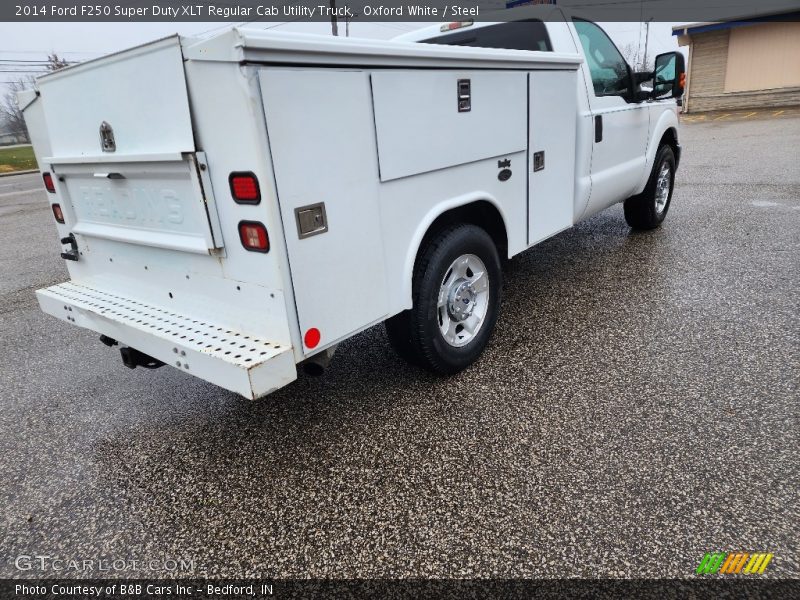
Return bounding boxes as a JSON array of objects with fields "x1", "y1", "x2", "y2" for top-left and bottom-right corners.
[{"x1": 0, "y1": 20, "x2": 680, "y2": 96}]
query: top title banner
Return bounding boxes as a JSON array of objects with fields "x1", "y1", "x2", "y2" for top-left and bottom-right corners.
[{"x1": 4, "y1": 0, "x2": 800, "y2": 22}]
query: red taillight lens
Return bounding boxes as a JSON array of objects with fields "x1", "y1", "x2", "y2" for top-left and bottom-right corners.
[
  {"x1": 43, "y1": 172, "x2": 55, "y2": 193},
  {"x1": 229, "y1": 172, "x2": 260, "y2": 204},
  {"x1": 51, "y1": 203, "x2": 65, "y2": 224},
  {"x1": 304, "y1": 327, "x2": 321, "y2": 349},
  {"x1": 238, "y1": 221, "x2": 269, "y2": 253}
]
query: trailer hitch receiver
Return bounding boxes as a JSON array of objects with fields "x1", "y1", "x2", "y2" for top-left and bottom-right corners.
[
  {"x1": 60, "y1": 234, "x2": 79, "y2": 262},
  {"x1": 119, "y1": 347, "x2": 165, "y2": 370}
]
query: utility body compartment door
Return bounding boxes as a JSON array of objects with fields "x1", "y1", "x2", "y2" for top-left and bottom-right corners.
[
  {"x1": 50, "y1": 153, "x2": 223, "y2": 254},
  {"x1": 260, "y1": 68, "x2": 390, "y2": 353},
  {"x1": 34, "y1": 36, "x2": 224, "y2": 254},
  {"x1": 370, "y1": 70, "x2": 528, "y2": 181},
  {"x1": 528, "y1": 70, "x2": 577, "y2": 245},
  {"x1": 36, "y1": 36, "x2": 194, "y2": 158}
]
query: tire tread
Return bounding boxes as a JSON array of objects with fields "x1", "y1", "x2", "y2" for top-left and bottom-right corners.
[
  {"x1": 624, "y1": 144, "x2": 676, "y2": 230},
  {"x1": 385, "y1": 223, "x2": 500, "y2": 374}
]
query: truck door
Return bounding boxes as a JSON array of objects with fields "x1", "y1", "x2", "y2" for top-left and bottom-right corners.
[
  {"x1": 572, "y1": 20, "x2": 650, "y2": 211},
  {"x1": 260, "y1": 69, "x2": 390, "y2": 354}
]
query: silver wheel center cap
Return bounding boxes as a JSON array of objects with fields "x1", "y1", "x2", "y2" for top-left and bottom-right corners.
[{"x1": 448, "y1": 281, "x2": 476, "y2": 322}]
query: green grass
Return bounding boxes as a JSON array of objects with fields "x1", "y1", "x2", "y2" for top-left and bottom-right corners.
[{"x1": 0, "y1": 145, "x2": 37, "y2": 173}]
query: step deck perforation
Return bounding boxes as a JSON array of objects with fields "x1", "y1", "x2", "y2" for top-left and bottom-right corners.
[{"x1": 45, "y1": 281, "x2": 285, "y2": 367}]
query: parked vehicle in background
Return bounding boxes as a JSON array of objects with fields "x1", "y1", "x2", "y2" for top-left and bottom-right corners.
[{"x1": 21, "y1": 7, "x2": 684, "y2": 399}]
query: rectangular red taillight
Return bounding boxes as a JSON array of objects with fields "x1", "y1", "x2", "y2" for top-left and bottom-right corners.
[
  {"x1": 51, "y1": 203, "x2": 65, "y2": 224},
  {"x1": 229, "y1": 172, "x2": 260, "y2": 204},
  {"x1": 238, "y1": 221, "x2": 269, "y2": 253},
  {"x1": 43, "y1": 172, "x2": 55, "y2": 193}
]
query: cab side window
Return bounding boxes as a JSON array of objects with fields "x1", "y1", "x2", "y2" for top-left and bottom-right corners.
[
  {"x1": 422, "y1": 20, "x2": 552, "y2": 52},
  {"x1": 573, "y1": 19, "x2": 630, "y2": 98}
]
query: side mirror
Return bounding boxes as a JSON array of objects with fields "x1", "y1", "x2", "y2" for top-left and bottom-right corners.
[{"x1": 652, "y1": 52, "x2": 686, "y2": 99}]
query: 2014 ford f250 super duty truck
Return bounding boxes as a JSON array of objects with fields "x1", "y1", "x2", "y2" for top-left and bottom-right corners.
[{"x1": 21, "y1": 6, "x2": 685, "y2": 399}]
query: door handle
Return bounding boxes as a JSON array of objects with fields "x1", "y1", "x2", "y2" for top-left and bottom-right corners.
[{"x1": 595, "y1": 115, "x2": 603, "y2": 143}]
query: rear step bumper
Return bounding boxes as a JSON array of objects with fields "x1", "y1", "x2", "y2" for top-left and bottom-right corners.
[{"x1": 36, "y1": 282, "x2": 297, "y2": 399}]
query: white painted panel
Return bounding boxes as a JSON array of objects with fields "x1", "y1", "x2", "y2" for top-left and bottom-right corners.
[
  {"x1": 528, "y1": 70, "x2": 577, "y2": 245},
  {"x1": 260, "y1": 68, "x2": 389, "y2": 353},
  {"x1": 375, "y1": 154, "x2": 528, "y2": 317},
  {"x1": 37, "y1": 37, "x2": 194, "y2": 158},
  {"x1": 56, "y1": 158, "x2": 220, "y2": 254},
  {"x1": 371, "y1": 70, "x2": 528, "y2": 181}
]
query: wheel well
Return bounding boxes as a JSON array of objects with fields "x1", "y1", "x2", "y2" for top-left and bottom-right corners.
[
  {"x1": 660, "y1": 128, "x2": 678, "y2": 155},
  {"x1": 420, "y1": 201, "x2": 508, "y2": 260}
]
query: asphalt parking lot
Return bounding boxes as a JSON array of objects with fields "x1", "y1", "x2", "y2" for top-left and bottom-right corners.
[{"x1": 1, "y1": 113, "x2": 798, "y2": 579}]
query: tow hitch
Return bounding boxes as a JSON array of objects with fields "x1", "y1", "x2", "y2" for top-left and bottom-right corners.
[
  {"x1": 119, "y1": 346, "x2": 165, "y2": 370},
  {"x1": 60, "y1": 233, "x2": 79, "y2": 261}
]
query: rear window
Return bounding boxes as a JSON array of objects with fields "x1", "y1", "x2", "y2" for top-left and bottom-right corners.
[{"x1": 421, "y1": 20, "x2": 552, "y2": 52}]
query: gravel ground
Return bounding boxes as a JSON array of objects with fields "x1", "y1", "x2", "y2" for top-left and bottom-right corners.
[{"x1": 0, "y1": 115, "x2": 798, "y2": 579}]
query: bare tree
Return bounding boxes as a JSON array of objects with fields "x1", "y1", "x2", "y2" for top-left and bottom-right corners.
[
  {"x1": 620, "y1": 42, "x2": 654, "y2": 72},
  {"x1": 46, "y1": 53, "x2": 70, "y2": 71},
  {"x1": 0, "y1": 77, "x2": 35, "y2": 142},
  {"x1": 0, "y1": 53, "x2": 70, "y2": 143}
]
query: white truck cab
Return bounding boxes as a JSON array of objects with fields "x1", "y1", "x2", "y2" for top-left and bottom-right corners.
[
  {"x1": 397, "y1": 14, "x2": 684, "y2": 221},
  {"x1": 21, "y1": 7, "x2": 685, "y2": 399}
]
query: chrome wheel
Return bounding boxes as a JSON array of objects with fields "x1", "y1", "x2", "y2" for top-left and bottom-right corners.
[
  {"x1": 437, "y1": 254, "x2": 490, "y2": 348},
  {"x1": 655, "y1": 161, "x2": 672, "y2": 214}
]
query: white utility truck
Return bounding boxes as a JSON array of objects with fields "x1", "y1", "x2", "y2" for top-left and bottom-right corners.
[{"x1": 22, "y1": 7, "x2": 685, "y2": 399}]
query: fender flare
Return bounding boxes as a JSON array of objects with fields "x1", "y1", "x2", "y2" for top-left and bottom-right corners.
[
  {"x1": 637, "y1": 107, "x2": 680, "y2": 194},
  {"x1": 399, "y1": 192, "x2": 509, "y2": 307}
]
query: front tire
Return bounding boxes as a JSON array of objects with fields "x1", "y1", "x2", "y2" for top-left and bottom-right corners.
[
  {"x1": 385, "y1": 224, "x2": 502, "y2": 375},
  {"x1": 624, "y1": 144, "x2": 676, "y2": 230}
]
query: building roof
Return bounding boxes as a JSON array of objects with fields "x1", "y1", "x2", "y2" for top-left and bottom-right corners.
[{"x1": 673, "y1": 9, "x2": 800, "y2": 37}]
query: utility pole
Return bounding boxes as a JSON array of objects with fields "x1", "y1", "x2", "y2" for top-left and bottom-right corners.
[
  {"x1": 642, "y1": 19, "x2": 651, "y2": 70},
  {"x1": 330, "y1": 0, "x2": 338, "y2": 36},
  {"x1": 344, "y1": 8, "x2": 357, "y2": 37}
]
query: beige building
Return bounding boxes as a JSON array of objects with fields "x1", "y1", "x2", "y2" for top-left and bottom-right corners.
[{"x1": 673, "y1": 13, "x2": 800, "y2": 113}]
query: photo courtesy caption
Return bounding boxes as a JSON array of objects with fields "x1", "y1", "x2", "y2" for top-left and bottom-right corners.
[
  {"x1": 16, "y1": 584, "x2": 184, "y2": 597},
  {"x1": 15, "y1": 583, "x2": 273, "y2": 596}
]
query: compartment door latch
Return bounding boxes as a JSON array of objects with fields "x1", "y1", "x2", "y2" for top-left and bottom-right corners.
[
  {"x1": 294, "y1": 202, "x2": 328, "y2": 239},
  {"x1": 533, "y1": 151, "x2": 545, "y2": 172},
  {"x1": 99, "y1": 121, "x2": 116, "y2": 153},
  {"x1": 457, "y1": 79, "x2": 471, "y2": 112}
]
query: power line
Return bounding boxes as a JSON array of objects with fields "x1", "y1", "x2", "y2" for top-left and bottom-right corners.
[
  {"x1": 262, "y1": 17, "x2": 306, "y2": 30},
  {"x1": 0, "y1": 59, "x2": 60, "y2": 63},
  {"x1": 0, "y1": 50, "x2": 101, "y2": 55},
  {"x1": 368, "y1": 23, "x2": 418, "y2": 32},
  {"x1": 0, "y1": 61, "x2": 75, "y2": 65}
]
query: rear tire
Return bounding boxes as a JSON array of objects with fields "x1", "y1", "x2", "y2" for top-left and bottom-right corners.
[
  {"x1": 385, "y1": 224, "x2": 501, "y2": 375},
  {"x1": 624, "y1": 144, "x2": 676, "y2": 230}
]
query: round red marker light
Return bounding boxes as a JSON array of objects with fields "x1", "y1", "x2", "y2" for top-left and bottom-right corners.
[{"x1": 304, "y1": 328, "x2": 321, "y2": 349}]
